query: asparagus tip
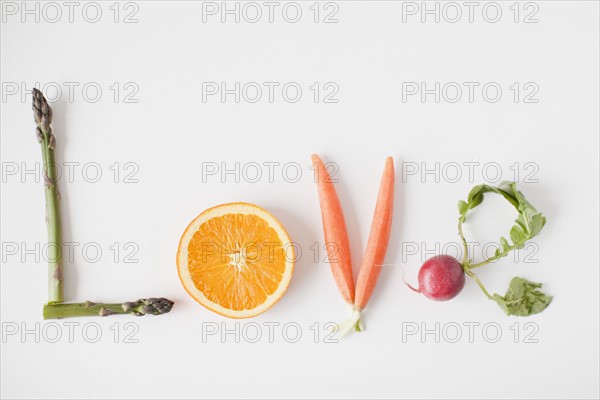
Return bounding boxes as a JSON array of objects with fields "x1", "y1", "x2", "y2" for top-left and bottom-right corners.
[{"x1": 135, "y1": 298, "x2": 175, "y2": 316}]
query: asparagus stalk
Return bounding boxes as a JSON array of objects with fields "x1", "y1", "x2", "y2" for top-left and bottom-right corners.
[
  {"x1": 32, "y1": 88, "x2": 174, "y2": 319},
  {"x1": 43, "y1": 298, "x2": 175, "y2": 319},
  {"x1": 33, "y1": 88, "x2": 63, "y2": 303}
]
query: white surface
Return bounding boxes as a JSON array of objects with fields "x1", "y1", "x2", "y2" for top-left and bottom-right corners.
[{"x1": 1, "y1": 1, "x2": 599, "y2": 399}]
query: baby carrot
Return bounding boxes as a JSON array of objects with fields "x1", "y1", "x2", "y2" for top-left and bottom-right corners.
[
  {"x1": 311, "y1": 154, "x2": 355, "y2": 305},
  {"x1": 354, "y1": 156, "x2": 395, "y2": 312}
]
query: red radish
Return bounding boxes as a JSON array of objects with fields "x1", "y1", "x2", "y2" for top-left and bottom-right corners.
[
  {"x1": 414, "y1": 255, "x2": 465, "y2": 301},
  {"x1": 354, "y1": 157, "x2": 395, "y2": 312},
  {"x1": 311, "y1": 154, "x2": 355, "y2": 305}
]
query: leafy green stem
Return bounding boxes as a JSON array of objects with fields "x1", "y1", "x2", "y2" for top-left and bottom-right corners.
[
  {"x1": 457, "y1": 217, "x2": 469, "y2": 265},
  {"x1": 457, "y1": 182, "x2": 551, "y2": 316},
  {"x1": 462, "y1": 266, "x2": 493, "y2": 300},
  {"x1": 467, "y1": 244, "x2": 517, "y2": 269}
]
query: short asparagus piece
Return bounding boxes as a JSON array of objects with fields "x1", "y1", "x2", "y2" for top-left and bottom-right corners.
[
  {"x1": 43, "y1": 298, "x2": 175, "y2": 319},
  {"x1": 33, "y1": 88, "x2": 63, "y2": 303},
  {"x1": 32, "y1": 88, "x2": 174, "y2": 319}
]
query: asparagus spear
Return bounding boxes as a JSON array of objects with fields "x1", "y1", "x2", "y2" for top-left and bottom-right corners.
[
  {"x1": 33, "y1": 88, "x2": 63, "y2": 303},
  {"x1": 32, "y1": 88, "x2": 174, "y2": 319},
  {"x1": 43, "y1": 298, "x2": 174, "y2": 319}
]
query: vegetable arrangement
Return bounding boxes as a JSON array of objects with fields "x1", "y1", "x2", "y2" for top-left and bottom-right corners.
[
  {"x1": 32, "y1": 89, "x2": 174, "y2": 319},
  {"x1": 409, "y1": 182, "x2": 551, "y2": 316},
  {"x1": 312, "y1": 155, "x2": 395, "y2": 336},
  {"x1": 27, "y1": 88, "x2": 552, "y2": 326}
]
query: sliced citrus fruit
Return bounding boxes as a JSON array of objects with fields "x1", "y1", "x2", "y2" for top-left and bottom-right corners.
[{"x1": 177, "y1": 202, "x2": 294, "y2": 318}]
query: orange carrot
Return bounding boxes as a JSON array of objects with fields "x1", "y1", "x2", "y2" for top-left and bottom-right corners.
[
  {"x1": 354, "y1": 156, "x2": 395, "y2": 311},
  {"x1": 311, "y1": 154, "x2": 355, "y2": 304}
]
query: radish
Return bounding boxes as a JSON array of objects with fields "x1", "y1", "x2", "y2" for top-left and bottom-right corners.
[
  {"x1": 407, "y1": 183, "x2": 551, "y2": 317},
  {"x1": 414, "y1": 255, "x2": 465, "y2": 301}
]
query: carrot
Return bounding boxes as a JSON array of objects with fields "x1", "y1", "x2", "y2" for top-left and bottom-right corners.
[
  {"x1": 354, "y1": 156, "x2": 395, "y2": 312},
  {"x1": 311, "y1": 154, "x2": 355, "y2": 305}
]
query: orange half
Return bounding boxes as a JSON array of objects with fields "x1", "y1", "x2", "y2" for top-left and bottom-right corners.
[{"x1": 177, "y1": 202, "x2": 294, "y2": 318}]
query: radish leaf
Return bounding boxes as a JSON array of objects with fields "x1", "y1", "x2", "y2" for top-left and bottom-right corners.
[
  {"x1": 458, "y1": 182, "x2": 551, "y2": 317},
  {"x1": 460, "y1": 182, "x2": 546, "y2": 265},
  {"x1": 493, "y1": 277, "x2": 552, "y2": 316}
]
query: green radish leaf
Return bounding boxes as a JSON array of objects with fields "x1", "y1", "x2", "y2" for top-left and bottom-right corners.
[
  {"x1": 529, "y1": 214, "x2": 546, "y2": 237},
  {"x1": 493, "y1": 277, "x2": 552, "y2": 316},
  {"x1": 500, "y1": 237, "x2": 510, "y2": 252},
  {"x1": 459, "y1": 181, "x2": 547, "y2": 262},
  {"x1": 467, "y1": 185, "x2": 485, "y2": 208},
  {"x1": 457, "y1": 182, "x2": 551, "y2": 317},
  {"x1": 458, "y1": 200, "x2": 468, "y2": 215},
  {"x1": 496, "y1": 237, "x2": 511, "y2": 257},
  {"x1": 510, "y1": 225, "x2": 527, "y2": 246}
]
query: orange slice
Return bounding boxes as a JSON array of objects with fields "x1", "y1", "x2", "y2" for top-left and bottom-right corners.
[{"x1": 177, "y1": 202, "x2": 294, "y2": 318}]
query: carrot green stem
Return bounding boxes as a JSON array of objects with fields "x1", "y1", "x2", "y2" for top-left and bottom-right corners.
[
  {"x1": 334, "y1": 306, "x2": 362, "y2": 338},
  {"x1": 355, "y1": 318, "x2": 365, "y2": 332}
]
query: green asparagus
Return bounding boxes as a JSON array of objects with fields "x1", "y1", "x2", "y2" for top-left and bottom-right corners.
[
  {"x1": 43, "y1": 298, "x2": 175, "y2": 319},
  {"x1": 32, "y1": 88, "x2": 174, "y2": 319}
]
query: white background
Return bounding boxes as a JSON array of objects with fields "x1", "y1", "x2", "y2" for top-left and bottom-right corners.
[{"x1": 1, "y1": 1, "x2": 599, "y2": 399}]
